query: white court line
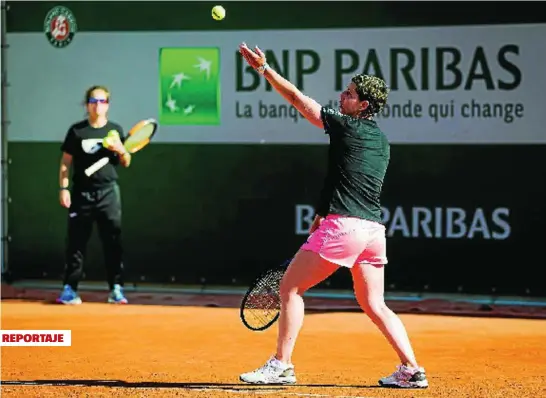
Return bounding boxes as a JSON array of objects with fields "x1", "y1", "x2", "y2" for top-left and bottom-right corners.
[
  {"x1": 189, "y1": 387, "x2": 375, "y2": 398},
  {"x1": 2, "y1": 383, "x2": 376, "y2": 398}
]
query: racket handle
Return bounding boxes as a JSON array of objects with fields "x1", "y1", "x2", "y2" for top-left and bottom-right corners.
[{"x1": 85, "y1": 157, "x2": 110, "y2": 177}]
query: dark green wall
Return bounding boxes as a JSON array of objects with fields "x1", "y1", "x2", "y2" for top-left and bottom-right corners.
[{"x1": 7, "y1": 143, "x2": 546, "y2": 295}]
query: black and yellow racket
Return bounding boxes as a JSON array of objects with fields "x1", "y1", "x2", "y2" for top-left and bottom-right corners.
[
  {"x1": 85, "y1": 118, "x2": 158, "y2": 177},
  {"x1": 240, "y1": 258, "x2": 292, "y2": 332}
]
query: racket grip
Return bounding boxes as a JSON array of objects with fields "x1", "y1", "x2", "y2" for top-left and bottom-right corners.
[{"x1": 85, "y1": 157, "x2": 110, "y2": 177}]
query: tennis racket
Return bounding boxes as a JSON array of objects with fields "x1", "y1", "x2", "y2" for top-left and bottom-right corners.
[
  {"x1": 240, "y1": 258, "x2": 292, "y2": 332},
  {"x1": 84, "y1": 118, "x2": 158, "y2": 177}
]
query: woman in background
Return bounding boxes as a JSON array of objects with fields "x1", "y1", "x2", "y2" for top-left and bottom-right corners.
[{"x1": 57, "y1": 85, "x2": 131, "y2": 305}]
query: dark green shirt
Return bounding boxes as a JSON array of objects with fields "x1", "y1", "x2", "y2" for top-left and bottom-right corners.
[
  {"x1": 61, "y1": 119, "x2": 125, "y2": 190},
  {"x1": 316, "y1": 106, "x2": 390, "y2": 224}
]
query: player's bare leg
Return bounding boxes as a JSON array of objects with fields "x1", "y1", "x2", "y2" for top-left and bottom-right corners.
[
  {"x1": 239, "y1": 250, "x2": 338, "y2": 384},
  {"x1": 351, "y1": 263, "x2": 428, "y2": 388},
  {"x1": 351, "y1": 263, "x2": 418, "y2": 366},
  {"x1": 275, "y1": 250, "x2": 338, "y2": 363}
]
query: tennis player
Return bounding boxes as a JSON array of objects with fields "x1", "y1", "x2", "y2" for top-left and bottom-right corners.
[
  {"x1": 238, "y1": 43, "x2": 428, "y2": 389},
  {"x1": 56, "y1": 85, "x2": 130, "y2": 305}
]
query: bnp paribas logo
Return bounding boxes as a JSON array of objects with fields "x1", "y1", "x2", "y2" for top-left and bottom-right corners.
[{"x1": 159, "y1": 47, "x2": 221, "y2": 126}]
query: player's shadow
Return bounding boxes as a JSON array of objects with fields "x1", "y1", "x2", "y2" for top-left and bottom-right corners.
[{"x1": 2, "y1": 379, "x2": 380, "y2": 390}]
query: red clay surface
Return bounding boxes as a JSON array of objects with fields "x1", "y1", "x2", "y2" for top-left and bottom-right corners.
[{"x1": 2, "y1": 299, "x2": 546, "y2": 398}]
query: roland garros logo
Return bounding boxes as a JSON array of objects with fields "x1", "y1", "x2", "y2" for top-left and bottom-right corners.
[{"x1": 44, "y1": 6, "x2": 77, "y2": 48}]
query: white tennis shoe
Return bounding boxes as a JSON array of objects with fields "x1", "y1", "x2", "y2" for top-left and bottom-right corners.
[
  {"x1": 379, "y1": 364, "x2": 429, "y2": 388},
  {"x1": 239, "y1": 356, "x2": 297, "y2": 384}
]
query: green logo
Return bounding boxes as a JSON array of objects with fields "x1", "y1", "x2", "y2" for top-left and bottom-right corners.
[{"x1": 159, "y1": 47, "x2": 221, "y2": 125}]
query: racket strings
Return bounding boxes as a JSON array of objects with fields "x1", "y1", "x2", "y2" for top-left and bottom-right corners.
[
  {"x1": 125, "y1": 124, "x2": 155, "y2": 152},
  {"x1": 243, "y1": 269, "x2": 284, "y2": 329}
]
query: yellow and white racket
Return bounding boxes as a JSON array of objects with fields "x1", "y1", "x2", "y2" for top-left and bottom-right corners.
[{"x1": 85, "y1": 118, "x2": 158, "y2": 177}]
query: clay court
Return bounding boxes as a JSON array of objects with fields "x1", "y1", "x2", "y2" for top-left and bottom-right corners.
[{"x1": 2, "y1": 298, "x2": 546, "y2": 398}]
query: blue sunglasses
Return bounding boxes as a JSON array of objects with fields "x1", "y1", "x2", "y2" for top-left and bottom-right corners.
[{"x1": 88, "y1": 97, "x2": 109, "y2": 104}]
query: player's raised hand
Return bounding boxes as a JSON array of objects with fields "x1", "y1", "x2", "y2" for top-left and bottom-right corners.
[{"x1": 239, "y1": 42, "x2": 266, "y2": 70}]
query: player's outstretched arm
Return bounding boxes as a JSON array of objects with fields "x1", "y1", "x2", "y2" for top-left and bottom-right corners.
[{"x1": 239, "y1": 43, "x2": 323, "y2": 129}]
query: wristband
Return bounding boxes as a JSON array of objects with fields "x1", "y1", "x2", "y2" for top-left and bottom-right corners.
[
  {"x1": 257, "y1": 63, "x2": 269, "y2": 75},
  {"x1": 60, "y1": 187, "x2": 69, "y2": 191}
]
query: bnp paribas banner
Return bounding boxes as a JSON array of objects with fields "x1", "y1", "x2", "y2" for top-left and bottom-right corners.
[{"x1": 7, "y1": 24, "x2": 546, "y2": 144}]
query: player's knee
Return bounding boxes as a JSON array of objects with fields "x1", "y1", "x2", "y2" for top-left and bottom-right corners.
[
  {"x1": 279, "y1": 280, "x2": 296, "y2": 299},
  {"x1": 110, "y1": 218, "x2": 122, "y2": 232},
  {"x1": 279, "y1": 277, "x2": 307, "y2": 299},
  {"x1": 102, "y1": 218, "x2": 122, "y2": 235},
  {"x1": 362, "y1": 298, "x2": 388, "y2": 319}
]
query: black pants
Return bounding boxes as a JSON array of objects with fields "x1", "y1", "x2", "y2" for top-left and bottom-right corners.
[{"x1": 63, "y1": 184, "x2": 124, "y2": 291}]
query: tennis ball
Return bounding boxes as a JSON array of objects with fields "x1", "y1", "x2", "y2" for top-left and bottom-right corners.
[
  {"x1": 212, "y1": 5, "x2": 225, "y2": 21},
  {"x1": 104, "y1": 130, "x2": 119, "y2": 148}
]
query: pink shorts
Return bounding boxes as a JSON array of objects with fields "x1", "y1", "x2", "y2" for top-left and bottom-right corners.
[{"x1": 301, "y1": 214, "x2": 388, "y2": 268}]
